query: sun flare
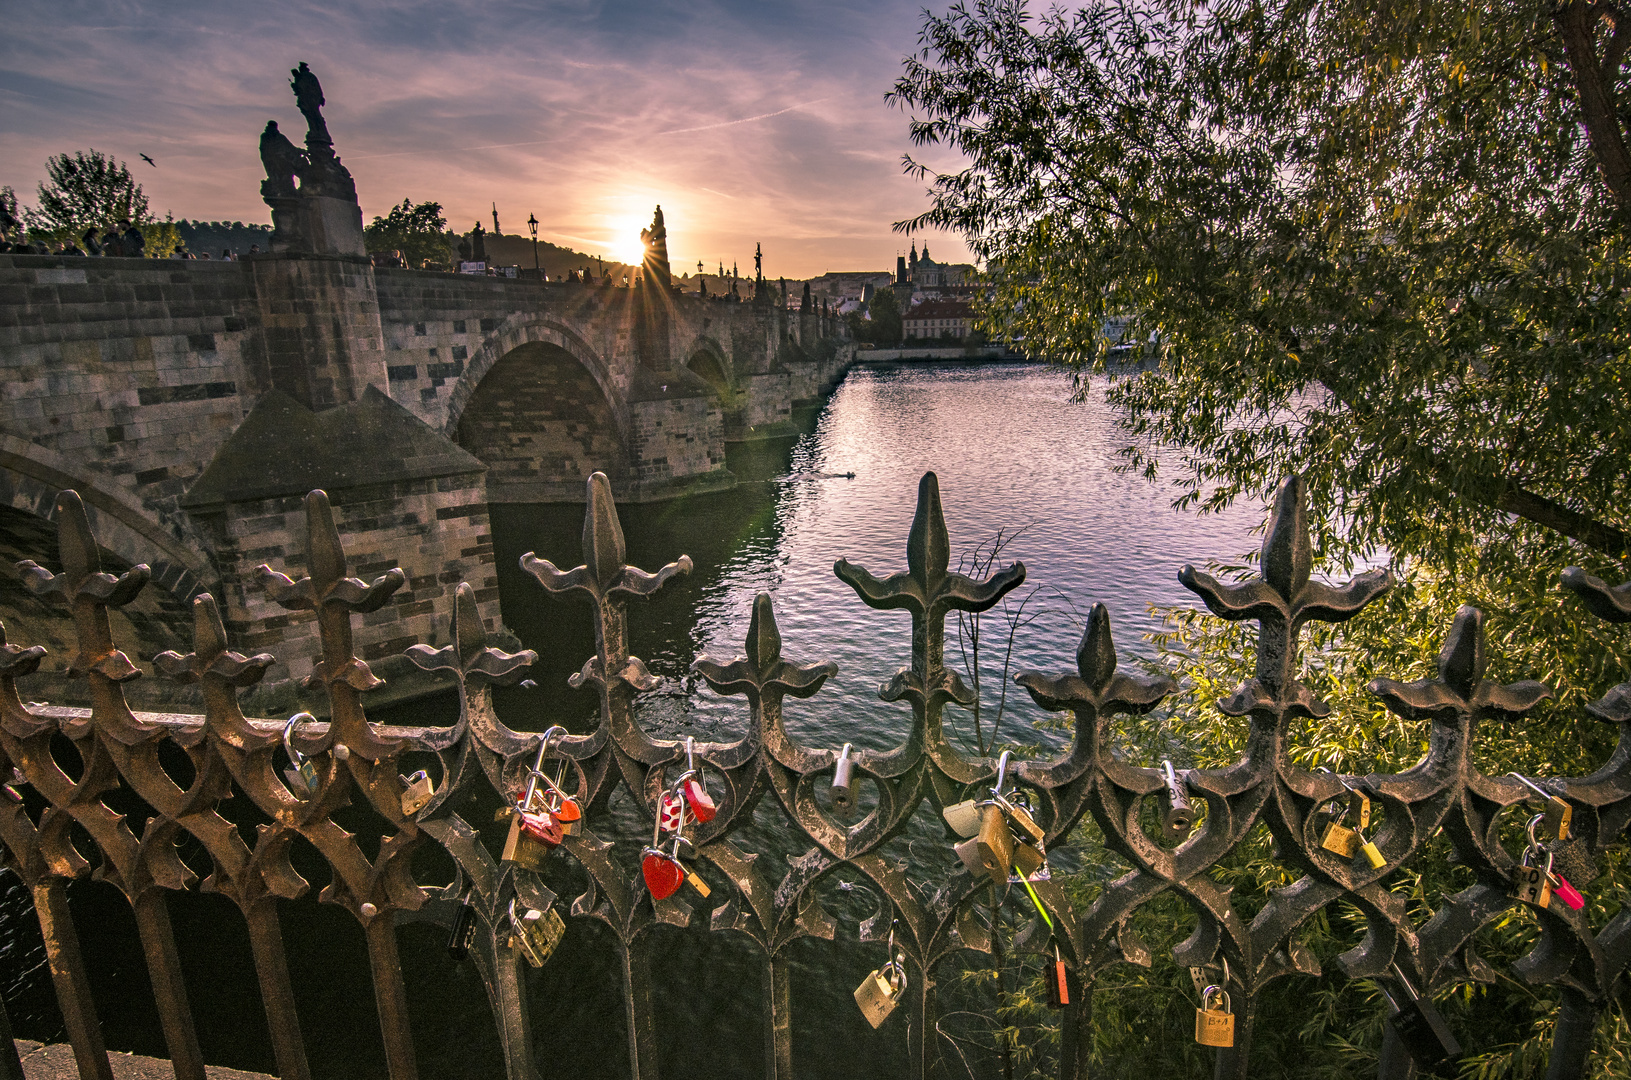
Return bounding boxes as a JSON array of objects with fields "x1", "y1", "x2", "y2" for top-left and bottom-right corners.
[{"x1": 607, "y1": 221, "x2": 647, "y2": 267}]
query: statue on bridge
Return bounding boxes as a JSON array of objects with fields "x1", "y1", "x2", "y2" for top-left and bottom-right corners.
[
  {"x1": 258, "y1": 121, "x2": 306, "y2": 200},
  {"x1": 259, "y1": 61, "x2": 365, "y2": 255}
]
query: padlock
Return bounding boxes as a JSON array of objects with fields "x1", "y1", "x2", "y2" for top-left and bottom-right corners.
[
  {"x1": 507, "y1": 901, "x2": 566, "y2": 968},
  {"x1": 1511, "y1": 851, "x2": 1552, "y2": 909},
  {"x1": 400, "y1": 770, "x2": 434, "y2": 816},
  {"x1": 1549, "y1": 872, "x2": 1585, "y2": 911},
  {"x1": 855, "y1": 928, "x2": 907, "y2": 1029},
  {"x1": 943, "y1": 799, "x2": 981, "y2": 838},
  {"x1": 1320, "y1": 819, "x2": 1359, "y2": 858},
  {"x1": 281, "y1": 713, "x2": 320, "y2": 798},
  {"x1": 520, "y1": 809, "x2": 564, "y2": 847},
  {"x1": 1384, "y1": 964, "x2": 1461, "y2": 1067},
  {"x1": 642, "y1": 848, "x2": 684, "y2": 900},
  {"x1": 1045, "y1": 940, "x2": 1078, "y2": 1009},
  {"x1": 678, "y1": 737, "x2": 718, "y2": 823},
  {"x1": 1348, "y1": 789, "x2": 1372, "y2": 833},
  {"x1": 974, "y1": 803, "x2": 1014, "y2": 888},
  {"x1": 659, "y1": 788, "x2": 695, "y2": 834},
  {"x1": 1000, "y1": 797, "x2": 1046, "y2": 846},
  {"x1": 552, "y1": 796, "x2": 582, "y2": 837},
  {"x1": 1509, "y1": 773, "x2": 1572, "y2": 842},
  {"x1": 447, "y1": 891, "x2": 477, "y2": 961},
  {"x1": 501, "y1": 813, "x2": 552, "y2": 873},
  {"x1": 1194, "y1": 985, "x2": 1235, "y2": 1047},
  {"x1": 1355, "y1": 827, "x2": 1386, "y2": 870},
  {"x1": 684, "y1": 865, "x2": 711, "y2": 899},
  {"x1": 1012, "y1": 841, "x2": 1044, "y2": 879},
  {"x1": 831, "y1": 743, "x2": 856, "y2": 817},
  {"x1": 1158, "y1": 760, "x2": 1194, "y2": 841}
]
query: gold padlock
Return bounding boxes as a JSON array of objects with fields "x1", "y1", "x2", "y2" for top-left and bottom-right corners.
[
  {"x1": 400, "y1": 770, "x2": 434, "y2": 816},
  {"x1": 507, "y1": 901, "x2": 566, "y2": 968},
  {"x1": 1195, "y1": 985, "x2": 1235, "y2": 1047},
  {"x1": 1320, "y1": 820, "x2": 1359, "y2": 858},
  {"x1": 1012, "y1": 841, "x2": 1044, "y2": 878},
  {"x1": 1511, "y1": 856, "x2": 1552, "y2": 909},
  {"x1": 1000, "y1": 799, "x2": 1046, "y2": 845},
  {"x1": 1349, "y1": 790, "x2": 1372, "y2": 833},
  {"x1": 500, "y1": 812, "x2": 552, "y2": 873},
  {"x1": 974, "y1": 804, "x2": 1014, "y2": 887},
  {"x1": 1509, "y1": 773, "x2": 1572, "y2": 842},
  {"x1": 854, "y1": 959, "x2": 906, "y2": 1028},
  {"x1": 943, "y1": 799, "x2": 981, "y2": 838}
]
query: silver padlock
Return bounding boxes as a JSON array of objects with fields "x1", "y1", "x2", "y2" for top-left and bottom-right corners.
[
  {"x1": 1159, "y1": 760, "x2": 1194, "y2": 840},
  {"x1": 831, "y1": 743, "x2": 856, "y2": 817},
  {"x1": 943, "y1": 799, "x2": 981, "y2": 838},
  {"x1": 400, "y1": 770, "x2": 434, "y2": 816},
  {"x1": 506, "y1": 898, "x2": 566, "y2": 968}
]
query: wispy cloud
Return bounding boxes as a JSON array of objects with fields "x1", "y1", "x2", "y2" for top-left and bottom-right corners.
[
  {"x1": 0, "y1": 0, "x2": 972, "y2": 277},
  {"x1": 655, "y1": 98, "x2": 829, "y2": 136}
]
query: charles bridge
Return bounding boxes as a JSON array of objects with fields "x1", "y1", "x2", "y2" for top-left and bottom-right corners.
[{"x1": 0, "y1": 68, "x2": 853, "y2": 694}]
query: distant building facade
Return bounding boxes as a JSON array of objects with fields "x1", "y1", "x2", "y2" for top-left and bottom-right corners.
[{"x1": 903, "y1": 298, "x2": 975, "y2": 340}]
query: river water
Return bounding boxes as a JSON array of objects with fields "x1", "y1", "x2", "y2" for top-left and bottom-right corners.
[{"x1": 10, "y1": 362, "x2": 1269, "y2": 1078}]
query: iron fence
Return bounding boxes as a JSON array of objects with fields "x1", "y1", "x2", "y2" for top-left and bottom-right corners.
[{"x1": 0, "y1": 470, "x2": 1626, "y2": 1080}]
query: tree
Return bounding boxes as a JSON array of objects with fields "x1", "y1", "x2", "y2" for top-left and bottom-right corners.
[
  {"x1": 890, "y1": 2, "x2": 1631, "y2": 1073},
  {"x1": 364, "y1": 198, "x2": 451, "y2": 269},
  {"x1": 25, "y1": 150, "x2": 154, "y2": 245},
  {"x1": 890, "y1": 0, "x2": 1630, "y2": 582},
  {"x1": 849, "y1": 287, "x2": 903, "y2": 344}
]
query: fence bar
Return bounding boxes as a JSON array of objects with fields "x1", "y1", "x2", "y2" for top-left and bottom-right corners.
[
  {"x1": 1210, "y1": 994, "x2": 1254, "y2": 1080},
  {"x1": 764, "y1": 954, "x2": 791, "y2": 1080},
  {"x1": 364, "y1": 914, "x2": 418, "y2": 1080},
  {"x1": 1376, "y1": 1021, "x2": 1414, "y2": 1080},
  {"x1": 0, "y1": 990, "x2": 24, "y2": 1080},
  {"x1": 1544, "y1": 988, "x2": 1597, "y2": 1080},
  {"x1": 621, "y1": 936, "x2": 659, "y2": 1080},
  {"x1": 243, "y1": 901, "x2": 311, "y2": 1080},
  {"x1": 1058, "y1": 984, "x2": 1089, "y2": 1080},
  {"x1": 32, "y1": 881, "x2": 112, "y2": 1080},
  {"x1": 130, "y1": 889, "x2": 205, "y2": 1080}
]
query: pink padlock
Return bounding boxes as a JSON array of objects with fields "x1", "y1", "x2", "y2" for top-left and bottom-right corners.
[
  {"x1": 681, "y1": 777, "x2": 717, "y2": 823},
  {"x1": 1550, "y1": 873, "x2": 1585, "y2": 911}
]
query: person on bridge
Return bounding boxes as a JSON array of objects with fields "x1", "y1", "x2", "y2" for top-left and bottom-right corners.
[{"x1": 121, "y1": 220, "x2": 146, "y2": 258}]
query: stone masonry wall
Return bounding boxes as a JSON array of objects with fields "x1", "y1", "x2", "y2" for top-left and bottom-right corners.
[{"x1": 188, "y1": 472, "x2": 498, "y2": 690}]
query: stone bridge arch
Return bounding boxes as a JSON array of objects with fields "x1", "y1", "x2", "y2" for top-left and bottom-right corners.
[
  {"x1": 446, "y1": 317, "x2": 632, "y2": 503},
  {"x1": 683, "y1": 336, "x2": 737, "y2": 408},
  {"x1": 0, "y1": 434, "x2": 211, "y2": 602}
]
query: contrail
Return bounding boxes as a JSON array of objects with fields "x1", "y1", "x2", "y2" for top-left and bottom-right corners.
[
  {"x1": 700, "y1": 187, "x2": 736, "y2": 200},
  {"x1": 657, "y1": 99, "x2": 828, "y2": 136}
]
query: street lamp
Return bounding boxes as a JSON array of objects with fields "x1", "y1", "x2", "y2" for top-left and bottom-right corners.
[{"x1": 527, "y1": 213, "x2": 539, "y2": 275}]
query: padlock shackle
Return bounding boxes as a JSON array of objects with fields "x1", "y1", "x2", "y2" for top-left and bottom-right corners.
[
  {"x1": 282, "y1": 712, "x2": 315, "y2": 767},
  {"x1": 992, "y1": 750, "x2": 1012, "y2": 798},
  {"x1": 1201, "y1": 985, "x2": 1230, "y2": 1013},
  {"x1": 1525, "y1": 813, "x2": 1546, "y2": 853},
  {"x1": 1506, "y1": 771, "x2": 1561, "y2": 802},
  {"x1": 685, "y1": 734, "x2": 697, "y2": 775}
]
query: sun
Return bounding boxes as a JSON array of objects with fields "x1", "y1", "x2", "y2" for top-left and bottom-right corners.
[{"x1": 608, "y1": 222, "x2": 647, "y2": 267}]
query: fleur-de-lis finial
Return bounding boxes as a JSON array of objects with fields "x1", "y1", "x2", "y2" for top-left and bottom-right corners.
[
  {"x1": 259, "y1": 491, "x2": 405, "y2": 615},
  {"x1": 521, "y1": 473, "x2": 692, "y2": 604},
  {"x1": 1015, "y1": 603, "x2": 1176, "y2": 714},
  {"x1": 692, "y1": 593, "x2": 837, "y2": 698},
  {"x1": 405, "y1": 582, "x2": 536, "y2": 683},
  {"x1": 1368, "y1": 606, "x2": 1550, "y2": 723},
  {"x1": 154, "y1": 594, "x2": 277, "y2": 688}
]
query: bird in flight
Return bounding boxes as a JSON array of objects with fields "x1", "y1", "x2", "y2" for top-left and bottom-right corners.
[{"x1": 139, "y1": 154, "x2": 156, "y2": 167}]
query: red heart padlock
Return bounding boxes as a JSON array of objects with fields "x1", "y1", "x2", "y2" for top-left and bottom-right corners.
[
  {"x1": 642, "y1": 850, "x2": 684, "y2": 900},
  {"x1": 520, "y1": 810, "x2": 563, "y2": 847},
  {"x1": 682, "y1": 778, "x2": 717, "y2": 823},
  {"x1": 553, "y1": 796, "x2": 582, "y2": 827}
]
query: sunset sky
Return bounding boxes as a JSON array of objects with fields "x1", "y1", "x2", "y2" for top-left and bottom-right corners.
[{"x1": 1, "y1": 0, "x2": 979, "y2": 279}]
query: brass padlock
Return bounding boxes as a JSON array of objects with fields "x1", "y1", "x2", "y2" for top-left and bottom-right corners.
[
  {"x1": 1194, "y1": 985, "x2": 1235, "y2": 1047},
  {"x1": 506, "y1": 900, "x2": 566, "y2": 968},
  {"x1": 854, "y1": 941, "x2": 907, "y2": 1029},
  {"x1": 1000, "y1": 797, "x2": 1046, "y2": 846},
  {"x1": 1320, "y1": 820, "x2": 1359, "y2": 858},
  {"x1": 500, "y1": 812, "x2": 552, "y2": 873},
  {"x1": 1012, "y1": 841, "x2": 1044, "y2": 879},
  {"x1": 974, "y1": 804, "x2": 1014, "y2": 887},
  {"x1": 400, "y1": 770, "x2": 434, "y2": 816},
  {"x1": 943, "y1": 799, "x2": 981, "y2": 838},
  {"x1": 1511, "y1": 856, "x2": 1552, "y2": 909},
  {"x1": 1509, "y1": 773, "x2": 1572, "y2": 842},
  {"x1": 831, "y1": 743, "x2": 857, "y2": 818}
]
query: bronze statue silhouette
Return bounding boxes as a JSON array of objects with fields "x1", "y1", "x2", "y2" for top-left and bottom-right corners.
[{"x1": 290, "y1": 62, "x2": 331, "y2": 145}]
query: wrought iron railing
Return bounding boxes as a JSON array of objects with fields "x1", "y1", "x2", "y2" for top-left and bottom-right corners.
[{"x1": 0, "y1": 471, "x2": 1626, "y2": 1080}]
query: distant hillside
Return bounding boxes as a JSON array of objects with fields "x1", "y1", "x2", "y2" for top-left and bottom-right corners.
[
  {"x1": 480, "y1": 233, "x2": 632, "y2": 279},
  {"x1": 175, "y1": 219, "x2": 272, "y2": 257}
]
